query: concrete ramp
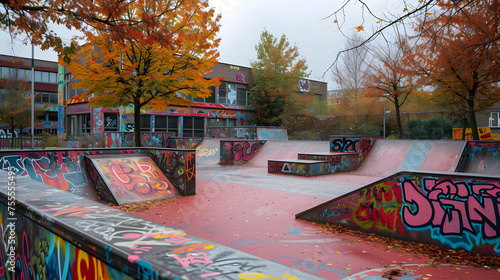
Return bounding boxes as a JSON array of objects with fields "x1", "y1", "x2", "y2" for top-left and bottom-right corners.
[
  {"x1": 84, "y1": 154, "x2": 180, "y2": 205},
  {"x1": 461, "y1": 141, "x2": 500, "y2": 174},
  {"x1": 353, "y1": 140, "x2": 465, "y2": 177},
  {"x1": 296, "y1": 170, "x2": 500, "y2": 258}
]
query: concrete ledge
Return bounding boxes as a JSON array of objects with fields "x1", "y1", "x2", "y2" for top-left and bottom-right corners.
[
  {"x1": 298, "y1": 152, "x2": 361, "y2": 174},
  {"x1": 268, "y1": 159, "x2": 329, "y2": 176}
]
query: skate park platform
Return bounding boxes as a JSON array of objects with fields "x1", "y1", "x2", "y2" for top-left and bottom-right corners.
[{"x1": 1, "y1": 138, "x2": 500, "y2": 279}]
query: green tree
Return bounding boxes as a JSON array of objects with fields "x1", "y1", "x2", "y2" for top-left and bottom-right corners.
[
  {"x1": 250, "y1": 30, "x2": 312, "y2": 126},
  {"x1": 65, "y1": 0, "x2": 221, "y2": 147}
]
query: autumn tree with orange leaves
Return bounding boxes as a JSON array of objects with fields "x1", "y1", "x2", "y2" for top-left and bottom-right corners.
[
  {"x1": 63, "y1": 0, "x2": 221, "y2": 147},
  {"x1": 364, "y1": 35, "x2": 419, "y2": 139},
  {"x1": 407, "y1": 0, "x2": 500, "y2": 140}
]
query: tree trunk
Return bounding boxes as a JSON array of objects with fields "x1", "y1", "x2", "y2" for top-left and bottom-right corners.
[
  {"x1": 468, "y1": 91, "x2": 479, "y2": 140},
  {"x1": 134, "y1": 100, "x2": 142, "y2": 147},
  {"x1": 394, "y1": 97, "x2": 403, "y2": 139},
  {"x1": 461, "y1": 117, "x2": 467, "y2": 140}
]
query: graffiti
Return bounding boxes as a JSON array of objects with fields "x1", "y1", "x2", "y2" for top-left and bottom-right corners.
[
  {"x1": 330, "y1": 137, "x2": 360, "y2": 153},
  {"x1": 268, "y1": 160, "x2": 328, "y2": 176},
  {"x1": 275, "y1": 256, "x2": 347, "y2": 277},
  {"x1": 87, "y1": 155, "x2": 178, "y2": 204},
  {"x1": 167, "y1": 137, "x2": 202, "y2": 149},
  {"x1": 233, "y1": 142, "x2": 261, "y2": 163},
  {"x1": 141, "y1": 133, "x2": 167, "y2": 148},
  {"x1": 197, "y1": 147, "x2": 218, "y2": 157},
  {"x1": 92, "y1": 107, "x2": 103, "y2": 135},
  {"x1": 257, "y1": 128, "x2": 287, "y2": 140},
  {"x1": 354, "y1": 183, "x2": 401, "y2": 231},
  {"x1": 0, "y1": 152, "x2": 90, "y2": 196},
  {"x1": 268, "y1": 161, "x2": 284, "y2": 173},
  {"x1": 152, "y1": 149, "x2": 196, "y2": 196},
  {"x1": 323, "y1": 203, "x2": 352, "y2": 221},
  {"x1": 172, "y1": 252, "x2": 213, "y2": 267},
  {"x1": 299, "y1": 79, "x2": 309, "y2": 92},
  {"x1": 235, "y1": 73, "x2": 246, "y2": 84},
  {"x1": 125, "y1": 123, "x2": 135, "y2": 131},
  {"x1": 402, "y1": 177, "x2": 500, "y2": 253},
  {"x1": 0, "y1": 129, "x2": 18, "y2": 138},
  {"x1": 361, "y1": 137, "x2": 374, "y2": 157}
]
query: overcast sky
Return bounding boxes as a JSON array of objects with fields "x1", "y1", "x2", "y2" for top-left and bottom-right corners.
[{"x1": 0, "y1": 0, "x2": 409, "y2": 90}]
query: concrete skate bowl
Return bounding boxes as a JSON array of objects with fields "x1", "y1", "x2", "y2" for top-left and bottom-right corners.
[{"x1": 297, "y1": 170, "x2": 500, "y2": 258}]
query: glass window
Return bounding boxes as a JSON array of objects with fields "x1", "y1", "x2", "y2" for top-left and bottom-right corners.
[
  {"x1": 104, "y1": 113, "x2": 119, "y2": 131},
  {"x1": 168, "y1": 116, "x2": 178, "y2": 134},
  {"x1": 218, "y1": 82, "x2": 227, "y2": 104},
  {"x1": 205, "y1": 86, "x2": 216, "y2": 103},
  {"x1": 25, "y1": 70, "x2": 32, "y2": 81},
  {"x1": 207, "y1": 118, "x2": 225, "y2": 127},
  {"x1": 35, "y1": 92, "x2": 42, "y2": 103},
  {"x1": 2, "y1": 67, "x2": 10, "y2": 79},
  {"x1": 49, "y1": 72, "x2": 57, "y2": 83},
  {"x1": 48, "y1": 112, "x2": 58, "y2": 122},
  {"x1": 42, "y1": 71, "x2": 49, "y2": 83},
  {"x1": 49, "y1": 92, "x2": 58, "y2": 103},
  {"x1": 140, "y1": 115, "x2": 151, "y2": 131},
  {"x1": 236, "y1": 84, "x2": 247, "y2": 106},
  {"x1": 155, "y1": 115, "x2": 167, "y2": 132},
  {"x1": 35, "y1": 70, "x2": 42, "y2": 82},
  {"x1": 42, "y1": 93, "x2": 49, "y2": 103},
  {"x1": 182, "y1": 117, "x2": 204, "y2": 137}
]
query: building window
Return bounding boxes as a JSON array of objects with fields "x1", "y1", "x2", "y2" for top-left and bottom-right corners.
[
  {"x1": 34, "y1": 92, "x2": 58, "y2": 104},
  {"x1": 183, "y1": 117, "x2": 204, "y2": 137},
  {"x1": 187, "y1": 86, "x2": 216, "y2": 104},
  {"x1": 154, "y1": 115, "x2": 178, "y2": 135},
  {"x1": 104, "y1": 113, "x2": 119, "y2": 131},
  {"x1": 218, "y1": 82, "x2": 248, "y2": 106},
  {"x1": 490, "y1": 112, "x2": 500, "y2": 128},
  {"x1": 140, "y1": 115, "x2": 151, "y2": 132},
  {"x1": 207, "y1": 118, "x2": 236, "y2": 127},
  {"x1": 68, "y1": 114, "x2": 91, "y2": 137},
  {"x1": 65, "y1": 73, "x2": 86, "y2": 100}
]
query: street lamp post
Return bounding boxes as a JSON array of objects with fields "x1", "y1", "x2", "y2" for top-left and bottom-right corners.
[{"x1": 31, "y1": 44, "x2": 34, "y2": 149}]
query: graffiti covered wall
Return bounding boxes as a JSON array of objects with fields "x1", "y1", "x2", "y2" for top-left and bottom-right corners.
[
  {"x1": 257, "y1": 127, "x2": 288, "y2": 140},
  {"x1": 0, "y1": 147, "x2": 196, "y2": 200},
  {"x1": 166, "y1": 137, "x2": 203, "y2": 149},
  {"x1": 297, "y1": 171, "x2": 500, "y2": 257},
  {"x1": 219, "y1": 140, "x2": 266, "y2": 165},
  {"x1": 0, "y1": 174, "x2": 322, "y2": 279},
  {"x1": 207, "y1": 127, "x2": 258, "y2": 139},
  {"x1": 329, "y1": 136, "x2": 379, "y2": 158}
]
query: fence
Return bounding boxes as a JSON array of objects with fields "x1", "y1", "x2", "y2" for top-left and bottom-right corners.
[{"x1": 0, "y1": 135, "x2": 44, "y2": 150}]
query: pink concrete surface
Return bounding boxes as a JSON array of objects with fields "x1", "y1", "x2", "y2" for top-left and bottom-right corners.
[{"x1": 132, "y1": 179, "x2": 499, "y2": 279}]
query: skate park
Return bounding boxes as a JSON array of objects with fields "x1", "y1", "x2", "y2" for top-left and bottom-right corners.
[{"x1": 1, "y1": 134, "x2": 500, "y2": 279}]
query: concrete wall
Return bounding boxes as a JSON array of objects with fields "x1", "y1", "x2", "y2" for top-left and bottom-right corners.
[
  {"x1": 0, "y1": 147, "x2": 196, "y2": 198},
  {"x1": 297, "y1": 171, "x2": 500, "y2": 257}
]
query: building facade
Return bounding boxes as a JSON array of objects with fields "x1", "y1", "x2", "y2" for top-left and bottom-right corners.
[
  {"x1": 0, "y1": 55, "x2": 59, "y2": 136},
  {"x1": 59, "y1": 62, "x2": 327, "y2": 139}
]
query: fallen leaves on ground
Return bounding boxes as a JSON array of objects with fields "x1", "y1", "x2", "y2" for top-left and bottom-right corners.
[
  {"x1": 110, "y1": 196, "x2": 180, "y2": 213},
  {"x1": 314, "y1": 222, "x2": 500, "y2": 269}
]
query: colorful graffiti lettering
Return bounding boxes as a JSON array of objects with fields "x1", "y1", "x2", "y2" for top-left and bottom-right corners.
[
  {"x1": 402, "y1": 177, "x2": 500, "y2": 253},
  {"x1": 268, "y1": 161, "x2": 284, "y2": 173},
  {"x1": 233, "y1": 142, "x2": 261, "y2": 163},
  {"x1": 330, "y1": 137, "x2": 360, "y2": 153},
  {"x1": 323, "y1": 203, "x2": 352, "y2": 221},
  {"x1": 354, "y1": 182, "x2": 401, "y2": 231},
  {"x1": 238, "y1": 272, "x2": 302, "y2": 280},
  {"x1": 89, "y1": 155, "x2": 177, "y2": 203}
]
